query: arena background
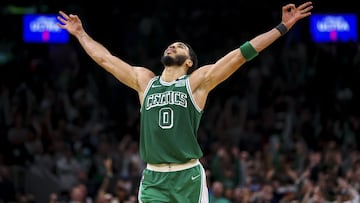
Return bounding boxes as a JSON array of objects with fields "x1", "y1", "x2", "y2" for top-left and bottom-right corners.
[{"x1": 0, "y1": 1, "x2": 360, "y2": 203}]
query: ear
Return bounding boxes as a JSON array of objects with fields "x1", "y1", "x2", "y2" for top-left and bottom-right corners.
[{"x1": 186, "y1": 59, "x2": 193, "y2": 68}]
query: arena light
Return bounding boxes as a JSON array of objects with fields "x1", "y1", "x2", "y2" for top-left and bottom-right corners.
[
  {"x1": 310, "y1": 13, "x2": 358, "y2": 43},
  {"x1": 23, "y1": 14, "x2": 69, "y2": 44}
]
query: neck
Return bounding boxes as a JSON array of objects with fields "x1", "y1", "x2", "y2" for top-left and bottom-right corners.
[{"x1": 161, "y1": 65, "x2": 187, "y2": 82}]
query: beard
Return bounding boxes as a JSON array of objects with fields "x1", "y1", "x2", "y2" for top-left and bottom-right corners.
[{"x1": 161, "y1": 55, "x2": 188, "y2": 67}]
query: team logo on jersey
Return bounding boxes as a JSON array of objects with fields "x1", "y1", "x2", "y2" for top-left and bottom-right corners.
[{"x1": 145, "y1": 91, "x2": 187, "y2": 110}]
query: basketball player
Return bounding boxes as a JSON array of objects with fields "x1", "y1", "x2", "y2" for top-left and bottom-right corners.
[{"x1": 57, "y1": 2, "x2": 313, "y2": 202}]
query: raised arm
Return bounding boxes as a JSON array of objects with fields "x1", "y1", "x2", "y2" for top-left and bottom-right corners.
[
  {"x1": 250, "y1": 2, "x2": 313, "y2": 51},
  {"x1": 56, "y1": 11, "x2": 155, "y2": 94},
  {"x1": 190, "y1": 1, "x2": 313, "y2": 108}
]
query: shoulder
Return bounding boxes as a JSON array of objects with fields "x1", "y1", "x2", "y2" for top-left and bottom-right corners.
[
  {"x1": 134, "y1": 66, "x2": 156, "y2": 89},
  {"x1": 134, "y1": 66, "x2": 156, "y2": 78},
  {"x1": 188, "y1": 64, "x2": 213, "y2": 91}
]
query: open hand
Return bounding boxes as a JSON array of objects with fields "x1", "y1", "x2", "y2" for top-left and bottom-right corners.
[
  {"x1": 57, "y1": 11, "x2": 84, "y2": 37},
  {"x1": 282, "y1": 1, "x2": 313, "y2": 29}
]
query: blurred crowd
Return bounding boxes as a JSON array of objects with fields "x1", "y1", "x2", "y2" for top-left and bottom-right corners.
[{"x1": 1, "y1": 1, "x2": 360, "y2": 203}]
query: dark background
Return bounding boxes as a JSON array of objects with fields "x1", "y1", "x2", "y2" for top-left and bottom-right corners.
[{"x1": 1, "y1": 1, "x2": 360, "y2": 203}]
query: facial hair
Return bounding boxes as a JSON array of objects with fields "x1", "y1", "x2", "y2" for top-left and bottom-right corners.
[{"x1": 161, "y1": 55, "x2": 188, "y2": 67}]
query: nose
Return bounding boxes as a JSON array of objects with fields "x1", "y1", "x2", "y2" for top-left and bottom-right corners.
[{"x1": 165, "y1": 46, "x2": 175, "y2": 54}]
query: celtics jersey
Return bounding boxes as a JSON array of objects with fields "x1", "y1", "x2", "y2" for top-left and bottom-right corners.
[{"x1": 140, "y1": 75, "x2": 203, "y2": 164}]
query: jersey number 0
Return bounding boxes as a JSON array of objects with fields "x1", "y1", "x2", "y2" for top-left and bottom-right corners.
[{"x1": 158, "y1": 107, "x2": 173, "y2": 129}]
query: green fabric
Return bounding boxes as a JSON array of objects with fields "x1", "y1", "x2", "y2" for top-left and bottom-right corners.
[
  {"x1": 140, "y1": 75, "x2": 203, "y2": 164},
  {"x1": 139, "y1": 165, "x2": 205, "y2": 202},
  {"x1": 240, "y1": 41, "x2": 258, "y2": 61}
]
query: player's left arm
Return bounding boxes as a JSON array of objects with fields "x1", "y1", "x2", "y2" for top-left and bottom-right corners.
[{"x1": 190, "y1": 2, "x2": 313, "y2": 108}]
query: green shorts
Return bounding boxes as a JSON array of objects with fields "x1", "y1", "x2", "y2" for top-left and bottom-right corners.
[{"x1": 138, "y1": 162, "x2": 208, "y2": 203}]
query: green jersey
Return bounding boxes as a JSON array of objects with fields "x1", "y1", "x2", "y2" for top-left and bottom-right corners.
[{"x1": 140, "y1": 75, "x2": 203, "y2": 164}]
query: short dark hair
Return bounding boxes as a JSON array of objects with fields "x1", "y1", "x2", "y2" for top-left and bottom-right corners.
[{"x1": 184, "y1": 42, "x2": 198, "y2": 73}]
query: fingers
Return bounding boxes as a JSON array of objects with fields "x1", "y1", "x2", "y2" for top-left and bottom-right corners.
[
  {"x1": 301, "y1": 4, "x2": 313, "y2": 14},
  {"x1": 57, "y1": 11, "x2": 69, "y2": 28},
  {"x1": 58, "y1": 11, "x2": 79, "y2": 22},
  {"x1": 283, "y1": 4, "x2": 295, "y2": 13},
  {"x1": 284, "y1": 1, "x2": 313, "y2": 14},
  {"x1": 59, "y1": 10, "x2": 70, "y2": 21},
  {"x1": 298, "y1": 2, "x2": 313, "y2": 17},
  {"x1": 69, "y1": 14, "x2": 80, "y2": 22},
  {"x1": 297, "y1": 1, "x2": 313, "y2": 13},
  {"x1": 298, "y1": 1, "x2": 313, "y2": 10},
  {"x1": 57, "y1": 15, "x2": 67, "y2": 24}
]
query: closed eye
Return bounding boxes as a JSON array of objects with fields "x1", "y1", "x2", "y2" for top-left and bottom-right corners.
[{"x1": 176, "y1": 43, "x2": 187, "y2": 49}]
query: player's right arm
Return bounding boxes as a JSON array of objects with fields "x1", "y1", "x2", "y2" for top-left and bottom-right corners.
[{"x1": 57, "y1": 11, "x2": 155, "y2": 95}]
